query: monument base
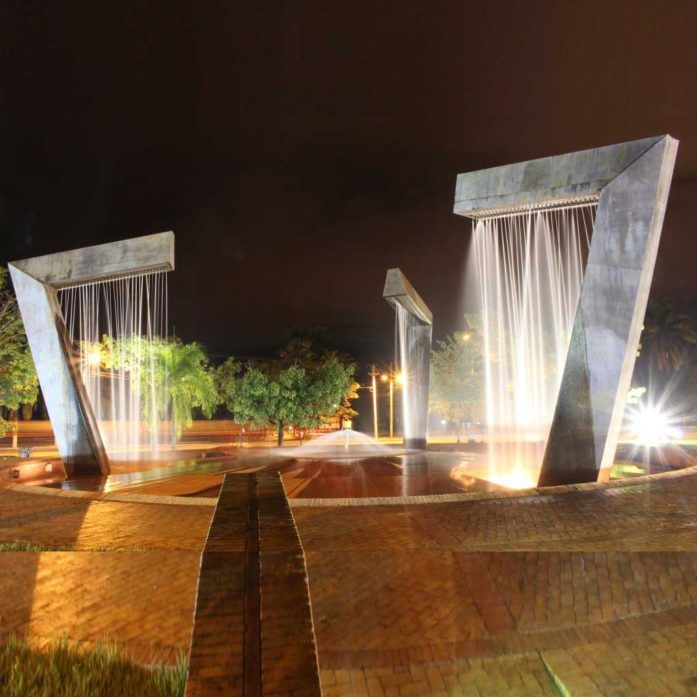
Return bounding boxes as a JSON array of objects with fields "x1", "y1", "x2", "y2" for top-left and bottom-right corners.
[{"x1": 403, "y1": 438, "x2": 427, "y2": 450}]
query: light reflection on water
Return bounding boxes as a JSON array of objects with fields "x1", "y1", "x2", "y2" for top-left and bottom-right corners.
[
  {"x1": 36, "y1": 442, "x2": 694, "y2": 498},
  {"x1": 48, "y1": 456, "x2": 246, "y2": 492}
]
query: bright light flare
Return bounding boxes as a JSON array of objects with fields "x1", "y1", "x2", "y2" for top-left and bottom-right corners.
[
  {"x1": 395, "y1": 372, "x2": 406, "y2": 385},
  {"x1": 487, "y1": 461, "x2": 538, "y2": 490},
  {"x1": 86, "y1": 349, "x2": 101, "y2": 366},
  {"x1": 452, "y1": 461, "x2": 539, "y2": 490},
  {"x1": 628, "y1": 405, "x2": 682, "y2": 447}
]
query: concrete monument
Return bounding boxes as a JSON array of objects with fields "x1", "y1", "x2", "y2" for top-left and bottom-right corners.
[
  {"x1": 9, "y1": 232, "x2": 175, "y2": 476},
  {"x1": 383, "y1": 268, "x2": 433, "y2": 449},
  {"x1": 454, "y1": 136, "x2": 678, "y2": 485}
]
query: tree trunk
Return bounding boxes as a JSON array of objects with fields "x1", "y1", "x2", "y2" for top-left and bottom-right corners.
[
  {"x1": 11, "y1": 411, "x2": 18, "y2": 450},
  {"x1": 277, "y1": 420, "x2": 284, "y2": 447},
  {"x1": 171, "y1": 415, "x2": 177, "y2": 450}
]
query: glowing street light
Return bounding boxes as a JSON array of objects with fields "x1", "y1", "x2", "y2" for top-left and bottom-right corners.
[
  {"x1": 370, "y1": 365, "x2": 379, "y2": 439},
  {"x1": 628, "y1": 404, "x2": 682, "y2": 447},
  {"x1": 87, "y1": 349, "x2": 101, "y2": 366}
]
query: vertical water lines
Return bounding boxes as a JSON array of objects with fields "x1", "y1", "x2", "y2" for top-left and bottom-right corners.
[
  {"x1": 470, "y1": 204, "x2": 595, "y2": 483},
  {"x1": 58, "y1": 270, "x2": 168, "y2": 460}
]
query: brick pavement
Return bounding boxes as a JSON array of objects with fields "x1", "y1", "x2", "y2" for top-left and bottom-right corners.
[
  {"x1": 0, "y1": 484, "x2": 212, "y2": 667},
  {"x1": 0, "y1": 551, "x2": 200, "y2": 664},
  {"x1": 294, "y1": 468, "x2": 697, "y2": 694},
  {"x1": 0, "y1": 486, "x2": 212, "y2": 550},
  {"x1": 1, "y1": 463, "x2": 696, "y2": 693},
  {"x1": 185, "y1": 472, "x2": 321, "y2": 696}
]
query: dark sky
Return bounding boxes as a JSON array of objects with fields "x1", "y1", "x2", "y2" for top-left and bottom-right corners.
[{"x1": 2, "y1": 1, "x2": 696, "y2": 364}]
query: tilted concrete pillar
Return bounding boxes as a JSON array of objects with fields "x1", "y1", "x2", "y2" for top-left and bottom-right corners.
[
  {"x1": 383, "y1": 268, "x2": 433, "y2": 449},
  {"x1": 9, "y1": 232, "x2": 175, "y2": 477},
  {"x1": 453, "y1": 136, "x2": 678, "y2": 486}
]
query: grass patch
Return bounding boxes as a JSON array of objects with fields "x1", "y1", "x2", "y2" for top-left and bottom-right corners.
[
  {"x1": 0, "y1": 540, "x2": 147, "y2": 552},
  {"x1": 0, "y1": 636, "x2": 187, "y2": 696},
  {"x1": 0, "y1": 541, "x2": 74, "y2": 552},
  {"x1": 610, "y1": 462, "x2": 646, "y2": 478}
]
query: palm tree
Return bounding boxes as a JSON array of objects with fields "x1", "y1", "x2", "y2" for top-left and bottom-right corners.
[
  {"x1": 156, "y1": 339, "x2": 219, "y2": 447},
  {"x1": 638, "y1": 298, "x2": 697, "y2": 375},
  {"x1": 101, "y1": 335, "x2": 219, "y2": 448}
]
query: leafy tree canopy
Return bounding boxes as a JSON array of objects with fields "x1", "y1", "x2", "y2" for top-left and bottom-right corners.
[
  {"x1": 637, "y1": 298, "x2": 697, "y2": 376},
  {"x1": 429, "y1": 323, "x2": 484, "y2": 428},
  {"x1": 98, "y1": 335, "x2": 219, "y2": 441},
  {"x1": 0, "y1": 267, "x2": 38, "y2": 435},
  {"x1": 216, "y1": 328, "x2": 358, "y2": 444}
]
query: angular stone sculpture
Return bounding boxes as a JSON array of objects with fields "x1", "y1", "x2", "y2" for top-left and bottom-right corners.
[
  {"x1": 454, "y1": 136, "x2": 678, "y2": 485},
  {"x1": 9, "y1": 232, "x2": 175, "y2": 476},
  {"x1": 383, "y1": 268, "x2": 433, "y2": 449}
]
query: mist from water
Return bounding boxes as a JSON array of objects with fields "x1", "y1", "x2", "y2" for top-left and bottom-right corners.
[
  {"x1": 276, "y1": 428, "x2": 404, "y2": 459},
  {"x1": 59, "y1": 270, "x2": 169, "y2": 459},
  {"x1": 467, "y1": 204, "x2": 595, "y2": 481}
]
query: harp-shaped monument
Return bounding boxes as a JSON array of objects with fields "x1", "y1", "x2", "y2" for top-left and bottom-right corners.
[
  {"x1": 454, "y1": 136, "x2": 678, "y2": 486},
  {"x1": 383, "y1": 268, "x2": 433, "y2": 449},
  {"x1": 9, "y1": 232, "x2": 175, "y2": 477}
]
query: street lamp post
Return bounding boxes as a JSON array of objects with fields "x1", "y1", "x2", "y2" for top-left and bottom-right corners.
[
  {"x1": 380, "y1": 368, "x2": 394, "y2": 439},
  {"x1": 389, "y1": 370, "x2": 394, "y2": 439},
  {"x1": 370, "y1": 364, "x2": 379, "y2": 439}
]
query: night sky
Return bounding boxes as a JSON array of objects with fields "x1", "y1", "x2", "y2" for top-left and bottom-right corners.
[{"x1": 2, "y1": 1, "x2": 696, "y2": 364}]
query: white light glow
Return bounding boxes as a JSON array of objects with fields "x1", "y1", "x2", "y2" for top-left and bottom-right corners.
[
  {"x1": 486, "y1": 461, "x2": 538, "y2": 490},
  {"x1": 628, "y1": 405, "x2": 681, "y2": 447}
]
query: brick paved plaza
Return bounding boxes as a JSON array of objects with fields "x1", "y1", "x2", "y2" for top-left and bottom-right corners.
[
  {"x1": 0, "y1": 460, "x2": 696, "y2": 694},
  {"x1": 293, "y1": 466, "x2": 697, "y2": 695}
]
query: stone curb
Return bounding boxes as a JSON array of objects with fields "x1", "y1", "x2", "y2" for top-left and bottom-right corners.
[
  {"x1": 0, "y1": 482, "x2": 216, "y2": 507},
  {"x1": 4, "y1": 462, "x2": 695, "y2": 509},
  {"x1": 287, "y1": 463, "x2": 697, "y2": 507}
]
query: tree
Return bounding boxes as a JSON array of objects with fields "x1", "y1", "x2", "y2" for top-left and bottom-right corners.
[
  {"x1": 100, "y1": 335, "x2": 219, "y2": 446},
  {"x1": 278, "y1": 328, "x2": 359, "y2": 432},
  {"x1": 216, "y1": 331, "x2": 358, "y2": 445},
  {"x1": 158, "y1": 339, "x2": 219, "y2": 444},
  {"x1": 429, "y1": 327, "x2": 484, "y2": 439},
  {"x1": 0, "y1": 267, "x2": 38, "y2": 436},
  {"x1": 335, "y1": 380, "x2": 360, "y2": 428},
  {"x1": 637, "y1": 298, "x2": 697, "y2": 376}
]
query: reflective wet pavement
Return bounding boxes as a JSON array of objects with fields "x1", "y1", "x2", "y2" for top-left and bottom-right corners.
[
  {"x1": 277, "y1": 452, "x2": 509, "y2": 498},
  {"x1": 32, "y1": 440, "x2": 693, "y2": 501},
  {"x1": 1, "y1": 450, "x2": 697, "y2": 693},
  {"x1": 42, "y1": 450, "x2": 515, "y2": 500},
  {"x1": 294, "y1": 465, "x2": 697, "y2": 694}
]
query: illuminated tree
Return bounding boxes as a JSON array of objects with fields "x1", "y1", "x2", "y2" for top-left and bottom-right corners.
[
  {"x1": 100, "y1": 335, "x2": 219, "y2": 445},
  {"x1": 217, "y1": 330, "x2": 358, "y2": 445},
  {"x1": 0, "y1": 267, "x2": 38, "y2": 436},
  {"x1": 429, "y1": 327, "x2": 484, "y2": 438}
]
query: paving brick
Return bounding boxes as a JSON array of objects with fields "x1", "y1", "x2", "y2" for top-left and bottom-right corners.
[
  {"x1": 295, "y1": 468, "x2": 697, "y2": 694},
  {"x1": 185, "y1": 472, "x2": 320, "y2": 696}
]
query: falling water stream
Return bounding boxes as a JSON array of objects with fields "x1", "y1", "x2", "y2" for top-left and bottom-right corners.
[
  {"x1": 395, "y1": 305, "x2": 416, "y2": 441},
  {"x1": 59, "y1": 270, "x2": 169, "y2": 460},
  {"x1": 468, "y1": 204, "x2": 596, "y2": 485}
]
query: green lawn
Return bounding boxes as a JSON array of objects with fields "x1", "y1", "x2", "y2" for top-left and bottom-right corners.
[
  {"x1": 0, "y1": 637, "x2": 186, "y2": 697},
  {"x1": 0, "y1": 540, "x2": 146, "y2": 552},
  {"x1": 0, "y1": 541, "x2": 74, "y2": 552}
]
